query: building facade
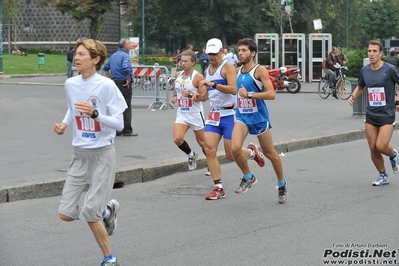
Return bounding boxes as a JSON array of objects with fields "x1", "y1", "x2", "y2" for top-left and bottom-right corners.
[{"x1": 2, "y1": 0, "x2": 121, "y2": 53}]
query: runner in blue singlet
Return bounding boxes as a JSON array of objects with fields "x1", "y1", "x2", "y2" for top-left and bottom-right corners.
[{"x1": 231, "y1": 38, "x2": 287, "y2": 204}]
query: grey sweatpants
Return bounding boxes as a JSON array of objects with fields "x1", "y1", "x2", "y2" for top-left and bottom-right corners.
[{"x1": 58, "y1": 145, "x2": 116, "y2": 222}]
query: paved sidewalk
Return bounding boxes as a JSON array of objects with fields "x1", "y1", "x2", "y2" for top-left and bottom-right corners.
[
  {"x1": 0, "y1": 74, "x2": 322, "y2": 92},
  {"x1": 2, "y1": 74, "x2": 396, "y2": 203}
]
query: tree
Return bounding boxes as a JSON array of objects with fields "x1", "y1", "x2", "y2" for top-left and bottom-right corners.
[
  {"x1": 54, "y1": 0, "x2": 115, "y2": 39},
  {"x1": 2, "y1": 0, "x2": 26, "y2": 52},
  {"x1": 262, "y1": 0, "x2": 295, "y2": 36},
  {"x1": 44, "y1": 0, "x2": 135, "y2": 39},
  {"x1": 292, "y1": 0, "x2": 365, "y2": 49},
  {"x1": 127, "y1": 0, "x2": 266, "y2": 54},
  {"x1": 3, "y1": 0, "x2": 25, "y2": 23},
  {"x1": 358, "y1": 0, "x2": 399, "y2": 41},
  {"x1": 208, "y1": 0, "x2": 265, "y2": 46},
  {"x1": 123, "y1": 0, "x2": 399, "y2": 54}
]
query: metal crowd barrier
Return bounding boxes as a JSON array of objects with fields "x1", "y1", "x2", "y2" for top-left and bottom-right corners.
[
  {"x1": 98, "y1": 65, "x2": 174, "y2": 110},
  {"x1": 132, "y1": 65, "x2": 173, "y2": 110}
]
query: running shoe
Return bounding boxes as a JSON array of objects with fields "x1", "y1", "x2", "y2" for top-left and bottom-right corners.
[
  {"x1": 188, "y1": 152, "x2": 198, "y2": 171},
  {"x1": 205, "y1": 186, "x2": 226, "y2": 200},
  {"x1": 235, "y1": 175, "x2": 258, "y2": 194},
  {"x1": 247, "y1": 143, "x2": 265, "y2": 167},
  {"x1": 277, "y1": 181, "x2": 288, "y2": 204},
  {"x1": 390, "y1": 149, "x2": 399, "y2": 174},
  {"x1": 205, "y1": 167, "x2": 211, "y2": 176},
  {"x1": 103, "y1": 199, "x2": 120, "y2": 236},
  {"x1": 372, "y1": 173, "x2": 389, "y2": 186},
  {"x1": 101, "y1": 259, "x2": 119, "y2": 266}
]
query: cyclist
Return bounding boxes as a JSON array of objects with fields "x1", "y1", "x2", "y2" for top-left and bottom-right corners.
[
  {"x1": 325, "y1": 47, "x2": 343, "y2": 99},
  {"x1": 337, "y1": 46, "x2": 348, "y2": 66}
]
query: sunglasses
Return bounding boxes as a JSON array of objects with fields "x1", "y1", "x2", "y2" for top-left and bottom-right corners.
[{"x1": 207, "y1": 53, "x2": 218, "y2": 56}]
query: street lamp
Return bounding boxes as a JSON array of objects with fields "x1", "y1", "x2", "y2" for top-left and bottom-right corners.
[
  {"x1": 0, "y1": 0, "x2": 3, "y2": 73},
  {"x1": 346, "y1": 0, "x2": 348, "y2": 48},
  {"x1": 141, "y1": 0, "x2": 145, "y2": 64},
  {"x1": 126, "y1": 22, "x2": 132, "y2": 37}
]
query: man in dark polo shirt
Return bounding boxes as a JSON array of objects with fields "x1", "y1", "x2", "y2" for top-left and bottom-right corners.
[
  {"x1": 103, "y1": 38, "x2": 137, "y2": 136},
  {"x1": 349, "y1": 40, "x2": 399, "y2": 186}
]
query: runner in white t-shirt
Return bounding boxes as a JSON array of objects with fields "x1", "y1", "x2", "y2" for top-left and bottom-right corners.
[{"x1": 54, "y1": 39, "x2": 126, "y2": 266}]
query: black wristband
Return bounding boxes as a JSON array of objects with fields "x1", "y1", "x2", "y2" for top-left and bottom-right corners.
[
  {"x1": 188, "y1": 93, "x2": 193, "y2": 99},
  {"x1": 396, "y1": 101, "x2": 399, "y2": 106},
  {"x1": 212, "y1": 82, "x2": 217, "y2": 88},
  {"x1": 90, "y1": 109, "x2": 99, "y2": 119}
]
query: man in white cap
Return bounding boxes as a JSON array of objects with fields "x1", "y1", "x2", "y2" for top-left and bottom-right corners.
[{"x1": 197, "y1": 38, "x2": 265, "y2": 200}]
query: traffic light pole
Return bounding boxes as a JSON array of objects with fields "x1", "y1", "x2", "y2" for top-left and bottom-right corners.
[
  {"x1": 0, "y1": 0, "x2": 3, "y2": 73},
  {"x1": 281, "y1": 0, "x2": 293, "y2": 34},
  {"x1": 141, "y1": 0, "x2": 145, "y2": 64}
]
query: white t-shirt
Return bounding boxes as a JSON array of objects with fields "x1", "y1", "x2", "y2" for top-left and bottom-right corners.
[
  {"x1": 224, "y1": 52, "x2": 238, "y2": 65},
  {"x1": 63, "y1": 73, "x2": 127, "y2": 148}
]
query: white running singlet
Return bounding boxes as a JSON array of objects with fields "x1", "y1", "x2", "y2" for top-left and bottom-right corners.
[
  {"x1": 205, "y1": 60, "x2": 235, "y2": 117},
  {"x1": 175, "y1": 70, "x2": 204, "y2": 113}
]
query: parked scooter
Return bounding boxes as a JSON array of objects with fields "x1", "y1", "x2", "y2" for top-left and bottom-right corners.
[{"x1": 267, "y1": 66, "x2": 301, "y2": 93}]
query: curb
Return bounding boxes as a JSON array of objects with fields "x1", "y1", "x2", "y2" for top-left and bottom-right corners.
[
  {"x1": 0, "y1": 129, "x2": 368, "y2": 203},
  {"x1": 0, "y1": 81, "x2": 64, "y2": 86},
  {"x1": 0, "y1": 80, "x2": 318, "y2": 92},
  {"x1": 0, "y1": 74, "x2": 320, "y2": 93},
  {"x1": 0, "y1": 74, "x2": 66, "y2": 86},
  {"x1": 0, "y1": 73, "x2": 66, "y2": 79}
]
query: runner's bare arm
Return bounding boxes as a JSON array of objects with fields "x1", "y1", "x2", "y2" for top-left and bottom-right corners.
[
  {"x1": 253, "y1": 66, "x2": 275, "y2": 100},
  {"x1": 219, "y1": 62, "x2": 237, "y2": 95},
  {"x1": 192, "y1": 73, "x2": 208, "y2": 102},
  {"x1": 348, "y1": 85, "x2": 364, "y2": 106}
]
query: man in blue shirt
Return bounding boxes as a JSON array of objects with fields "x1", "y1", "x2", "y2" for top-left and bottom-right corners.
[
  {"x1": 198, "y1": 46, "x2": 209, "y2": 75},
  {"x1": 66, "y1": 46, "x2": 74, "y2": 78},
  {"x1": 103, "y1": 38, "x2": 137, "y2": 136}
]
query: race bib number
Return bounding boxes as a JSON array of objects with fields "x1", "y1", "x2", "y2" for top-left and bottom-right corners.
[
  {"x1": 237, "y1": 96, "x2": 258, "y2": 114},
  {"x1": 368, "y1": 87, "x2": 386, "y2": 106},
  {"x1": 205, "y1": 111, "x2": 221, "y2": 126},
  {"x1": 75, "y1": 116, "x2": 101, "y2": 132},
  {"x1": 178, "y1": 98, "x2": 193, "y2": 108}
]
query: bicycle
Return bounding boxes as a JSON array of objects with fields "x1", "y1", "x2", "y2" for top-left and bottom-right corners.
[{"x1": 318, "y1": 65, "x2": 351, "y2": 100}]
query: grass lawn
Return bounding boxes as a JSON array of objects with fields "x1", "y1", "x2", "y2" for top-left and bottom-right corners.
[
  {"x1": 2, "y1": 53, "x2": 67, "y2": 75},
  {"x1": 1, "y1": 53, "x2": 202, "y2": 76}
]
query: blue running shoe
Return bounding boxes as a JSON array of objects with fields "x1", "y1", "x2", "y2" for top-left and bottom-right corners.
[
  {"x1": 101, "y1": 259, "x2": 119, "y2": 266},
  {"x1": 372, "y1": 173, "x2": 389, "y2": 186}
]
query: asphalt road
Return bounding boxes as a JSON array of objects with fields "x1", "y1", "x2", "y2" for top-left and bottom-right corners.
[
  {"x1": 1, "y1": 140, "x2": 398, "y2": 266},
  {"x1": 0, "y1": 76, "x2": 368, "y2": 188},
  {"x1": 1, "y1": 75, "x2": 398, "y2": 266}
]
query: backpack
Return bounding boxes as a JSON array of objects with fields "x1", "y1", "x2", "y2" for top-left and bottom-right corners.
[{"x1": 321, "y1": 57, "x2": 327, "y2": 70}]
